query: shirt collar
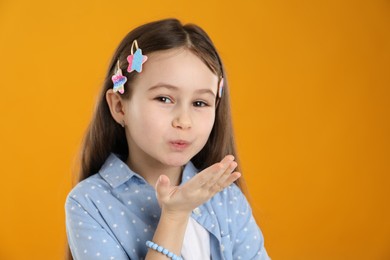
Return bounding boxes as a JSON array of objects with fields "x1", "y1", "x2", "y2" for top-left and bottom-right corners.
[
  {"x1": 181, "y1": 160, "x2": 198, "y2": 184},
  {"x1": 99, "y1": 153, "x2": 141, "y2": 188},
  {"x1": 99, "y1": 153, "x2": 199, "y2": 189}
]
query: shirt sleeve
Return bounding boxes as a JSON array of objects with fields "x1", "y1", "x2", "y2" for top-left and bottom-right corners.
[
  {"x1": 65, "y1": 197, "x2": 130, "y2": 260},
  {"x1": 231, "y1": 187, "x2": 270, "y2": 260}
]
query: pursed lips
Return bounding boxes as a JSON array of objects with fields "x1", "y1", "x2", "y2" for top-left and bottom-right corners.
[{"x1": 169, "y1": 140, "x2": 191, "y2": 150}]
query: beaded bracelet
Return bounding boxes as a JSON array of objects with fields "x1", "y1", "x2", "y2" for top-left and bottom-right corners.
[{"x1": 145, "y1": 240, "x2": 183, "y2": 260}]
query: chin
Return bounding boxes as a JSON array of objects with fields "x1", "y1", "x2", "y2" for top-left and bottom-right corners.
[{"x1": 162, "y1": 154, "x2": 193, "y2": 167}]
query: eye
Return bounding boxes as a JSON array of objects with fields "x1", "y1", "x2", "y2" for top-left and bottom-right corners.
[
  {"x1": 193, "y1": 100, "x2": 208, "y2": 107},
  {"x1": 155, "y1": 96, "x2": 173, "y2": 104}
]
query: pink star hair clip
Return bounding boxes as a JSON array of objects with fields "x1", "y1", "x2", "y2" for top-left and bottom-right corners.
[
  {"x1": 112, "y1": 60, "x2": 127, "y2": 94},
  {"x1": 127, "y1": 40, "x2": 148, "y2": 73}
]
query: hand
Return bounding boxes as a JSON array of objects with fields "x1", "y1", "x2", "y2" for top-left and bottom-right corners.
[{"x1": 155, "y1": 155, "x2": 241, "y2": 217}]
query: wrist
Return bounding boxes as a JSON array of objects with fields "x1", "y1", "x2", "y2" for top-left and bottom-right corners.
[{"x1": 160, "y1": 208, "x2": 191, "y2": 223}]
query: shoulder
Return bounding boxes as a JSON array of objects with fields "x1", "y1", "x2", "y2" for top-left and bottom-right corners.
[
  {"x1": 65, "y1": 152, "x2": 151, "y2": 216},
  {"x1": 67, "y1": 173, "x2": 107, "y2": 197},
  {"x1": 65, "y1": 173, "x2": 111, "y2": 211},
  {"x1": 66, "y1": 153, "x2": 138, "y2": 200},
  {"x1": 65, "y1": 153, "x2": 126, "y2": 210}
]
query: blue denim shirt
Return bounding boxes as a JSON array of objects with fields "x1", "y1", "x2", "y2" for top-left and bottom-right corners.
[{"x1": 65, "y1": 153, "x2": 270, "y2": 260}]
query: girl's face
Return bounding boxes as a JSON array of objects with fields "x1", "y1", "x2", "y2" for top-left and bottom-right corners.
[{"x1": 123, "y1": 48, "x2": 219, "y2": 168}]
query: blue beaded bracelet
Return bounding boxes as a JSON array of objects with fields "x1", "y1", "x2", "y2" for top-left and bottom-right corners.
[{"x1": 146, "y1": 241, "x2": 183, "y2": 260}]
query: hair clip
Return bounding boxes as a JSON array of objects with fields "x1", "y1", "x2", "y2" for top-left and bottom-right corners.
[
  {"x1": 127, "y1": 40, "x2": 148, "y2": 73},
  {"x1": 218, "y1": 77, "x2": 224, "y2": 98},
  {"x1": 112, "y1": 60, "x2": 128, "y2": 94}
]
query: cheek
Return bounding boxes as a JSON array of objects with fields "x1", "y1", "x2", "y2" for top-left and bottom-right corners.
[
  {"x1": 132, "y1": 106, "x2": 169, "y2": 137},
  {"x1": 197, "y1": 110, "x2": 216, "y2": 136},
  {"x1": 147, "y1": 108, "x2": 171, "y2": 129}
]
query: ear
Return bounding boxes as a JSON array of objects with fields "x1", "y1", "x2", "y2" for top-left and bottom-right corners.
[{"x1": 106, "y1": 89, "x2": 126, "y2": 126}]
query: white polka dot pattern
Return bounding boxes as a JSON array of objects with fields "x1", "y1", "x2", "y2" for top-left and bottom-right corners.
[{"x1": 65, "y1": 153, "x2": 270, "y2": 259}]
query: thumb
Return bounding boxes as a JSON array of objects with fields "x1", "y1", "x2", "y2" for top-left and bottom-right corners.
[{"x1": 155, "y1": 175, "x2": 171, "y2": 200}]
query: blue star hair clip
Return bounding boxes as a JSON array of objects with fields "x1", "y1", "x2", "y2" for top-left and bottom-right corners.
[
  {"x1": 127, "y1": 39, "x2": 148, "y2": 73},
  {"x1": 112, "y1": 60, "x2": 128, "y2": 94},
  {"x1": 218, "y1": 77, "x2": 224, "y2": 98}
]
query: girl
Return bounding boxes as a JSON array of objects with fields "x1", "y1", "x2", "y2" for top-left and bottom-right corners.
[{"x1": 65, "y1": 18, "x2": 270, "y2": 260}]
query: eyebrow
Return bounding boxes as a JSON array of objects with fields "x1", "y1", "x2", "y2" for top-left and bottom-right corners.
[{"x1": 148, "y1": 83, "x2": 216, "y2": 97}]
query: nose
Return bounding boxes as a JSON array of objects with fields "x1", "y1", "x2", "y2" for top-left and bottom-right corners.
[{"x1": 172, "y1": 109, "x2": 192, "y2": 130}]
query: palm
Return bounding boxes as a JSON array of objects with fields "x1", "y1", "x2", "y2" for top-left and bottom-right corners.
[{"x1": 155, "y1": 155, "x2": 241, "y2": 215}]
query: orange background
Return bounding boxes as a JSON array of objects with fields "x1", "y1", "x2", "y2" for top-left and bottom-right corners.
[{"x1": 1, "y1": 0, "x2": 389, "y2": 259}]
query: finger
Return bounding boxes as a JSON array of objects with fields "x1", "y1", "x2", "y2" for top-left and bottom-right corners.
[
  {"x1": 215, "y1": 161, "x2": 237, "y2": 186},
  {"x1": 184, "y1": 155, "x2": 234, "y2": 190},
  {"x1": 209, "y1": 183, "x2": 224, "y2": 194},
  {"x1": 204, "y1": 155, "x2": 235, "y2": 185},
  {"x1": 203, "y1": 160, "x2": 237, "y2": 189},
  {"x1": 209, "y1": 171, "x2": 241, "y2": 194},
  {"x1": 155, "y1": 175, "x2": 171, "y2": 201},
  {"x1": 219, "y1": 171, "x2": 241, "y2": 188}
]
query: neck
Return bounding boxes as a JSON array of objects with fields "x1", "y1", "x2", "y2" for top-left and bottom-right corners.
[{"x1": 126, "y1": 156, "x2": 183, "y2": 188}]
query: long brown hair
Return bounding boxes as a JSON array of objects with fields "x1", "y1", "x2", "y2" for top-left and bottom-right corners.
[{"x1": 66, "y1": 18, "x2": 247, "y2": 259}]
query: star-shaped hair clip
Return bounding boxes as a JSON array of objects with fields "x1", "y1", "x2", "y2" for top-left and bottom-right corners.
[
  {"x1": 218, "y1": 77, "x2": 224, "y2": 98},
  {"x1": 112, "y1": 60, "x2": 128, "y2": 94},
  {"x1": 127, "y1": 40, "x2": 148, "y2": 73}
]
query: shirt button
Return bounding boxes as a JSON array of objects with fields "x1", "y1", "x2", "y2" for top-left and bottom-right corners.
[{"x1": 193, "y1": 207, "x2": 201, "y2": 215}]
